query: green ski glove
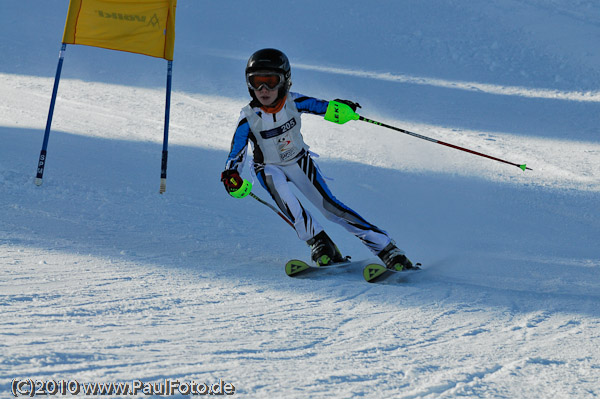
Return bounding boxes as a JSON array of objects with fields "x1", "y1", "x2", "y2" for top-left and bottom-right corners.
[{"x1": 324, "y1": 99, "x2": 361, "y2": 124}]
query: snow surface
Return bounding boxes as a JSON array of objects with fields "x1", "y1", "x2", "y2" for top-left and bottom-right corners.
[{"x1": 1, "y1": 1, "x2": 599, "y2": 398}]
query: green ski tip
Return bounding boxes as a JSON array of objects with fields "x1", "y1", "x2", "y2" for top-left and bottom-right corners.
[{"x1": 363, "y1": 264, "x2": 388, "y2": 282}]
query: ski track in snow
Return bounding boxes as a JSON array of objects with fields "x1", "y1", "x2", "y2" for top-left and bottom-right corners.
[{"x1": 2, "y1": 246, "x2": 598, "y2": 398}]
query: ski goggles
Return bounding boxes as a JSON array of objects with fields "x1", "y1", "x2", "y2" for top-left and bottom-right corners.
[{"x1": 246, "y1": 72, "x2": 285, "y2": 91}]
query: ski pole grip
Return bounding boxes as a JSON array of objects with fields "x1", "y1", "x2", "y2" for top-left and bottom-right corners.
[{"x1": 324, "y1": 100, "x2": 360, "y2": 124}]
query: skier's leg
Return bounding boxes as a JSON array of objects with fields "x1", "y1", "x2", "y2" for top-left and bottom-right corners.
[
  {"x1": 288, "y1": 153, "x2": 392, "y2": 254},
  {"x1": 255, "y1": 164, "x2": 322, "y2": 241}
]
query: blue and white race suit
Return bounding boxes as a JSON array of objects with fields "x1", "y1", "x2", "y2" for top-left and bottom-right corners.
[{"x1": 225, "y1": 92, "x2": 392, "y2": 254}]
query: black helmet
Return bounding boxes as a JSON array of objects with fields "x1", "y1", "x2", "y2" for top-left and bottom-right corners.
[{"x1": 245, "y1": 48, "x2": 291, "y2": 102}]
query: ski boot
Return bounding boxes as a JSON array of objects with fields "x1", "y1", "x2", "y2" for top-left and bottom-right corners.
[
  {"x1": 307, "y1": 231, "x2": 345, "y2": 266},
  {"x1": 377, "y1": 242, "x2": 415, "y2": 271}
]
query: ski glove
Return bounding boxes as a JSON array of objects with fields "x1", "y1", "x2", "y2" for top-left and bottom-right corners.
[
  {"x1": 334, "y1": 99, "x2": 361, "y2": 112},
  {"x1": 221, "y1": 169, "x2": 252, "y2": 198},
  {"x1": 221, "y1": 169, "x2": 243, "y2": 193}
]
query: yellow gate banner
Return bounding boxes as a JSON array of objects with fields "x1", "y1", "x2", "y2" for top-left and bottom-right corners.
[{"x1": 62, "y1": 0, "x2": 177, "y2": 60}]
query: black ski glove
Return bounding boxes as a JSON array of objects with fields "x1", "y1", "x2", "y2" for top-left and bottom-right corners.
[
  {"x1": 221, "y1": 169, "x2": 243, "y2": 193},
  {"x1": 334, "y1": 98, "x2": 362, "y2": 112}
]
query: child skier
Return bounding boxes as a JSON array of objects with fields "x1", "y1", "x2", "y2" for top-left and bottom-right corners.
[{"x1": 221, "y1": 48, "x2": 415, "y2": 271}]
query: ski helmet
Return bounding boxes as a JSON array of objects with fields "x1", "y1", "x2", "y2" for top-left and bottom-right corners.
[{"x1": 245, "y1": 48, "x2": 291, "y2": 102}]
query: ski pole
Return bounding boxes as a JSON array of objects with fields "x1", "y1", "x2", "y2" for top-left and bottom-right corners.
[
  {"x1": 325, "y1": 101, "x2": 532, "y2": 171},
  {"x1": 249, "y1": 192, "x2": 295, "y2": 229},
  {"x1": 228, "y1": 178, "x2": 295, "y2": 228}
]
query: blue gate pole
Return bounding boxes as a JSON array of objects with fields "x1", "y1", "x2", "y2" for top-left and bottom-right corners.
[
  {"x1": 159, "y1": 60, "x2": 173, "y2": 194},
  {"x1": 35, "y1": 43, "x2": 67, "y2": 186}
]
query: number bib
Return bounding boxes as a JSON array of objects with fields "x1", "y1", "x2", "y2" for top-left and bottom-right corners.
[{"x1": 242, "y1": 95, "x2": 308, "y2": 165}]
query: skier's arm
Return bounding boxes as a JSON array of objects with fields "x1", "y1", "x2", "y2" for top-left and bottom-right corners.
[
  {"x1": 292, "y1": 93, "x2": 329, "y2": 115},
  {"x1": 224, "y1": 114, "x2": 251, "y2": 172},
  {"x1": 292, "y1": 92, "x2": 361, "y2": 115}
]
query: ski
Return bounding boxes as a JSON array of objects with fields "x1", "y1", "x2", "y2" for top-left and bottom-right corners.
[
  {"x1": 363, "y1": 263, "x2": 422, "y2": 283},
  {"x1": 285, "y1": 257, "x2": 353, "y2": 277},
  {"x1": 285, "y1": 258, "x2": 423, "y2": 281}
]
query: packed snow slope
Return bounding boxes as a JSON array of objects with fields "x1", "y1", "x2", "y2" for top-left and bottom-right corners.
[{"x1": 1, "y1": 1, "x2": 599, "y2": 398}]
